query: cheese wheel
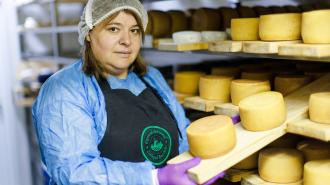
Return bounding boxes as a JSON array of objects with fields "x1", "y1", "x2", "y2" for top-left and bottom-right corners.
[
  {"x1": 192, "y1": 8, "x2": 221, "y2": 31},
  {"x1": 253, "y1": 6, "x2": 273, "y2": 16},
  {"x1": 231, "y1": 18, "x2": 259, "y2": 41},
  {"x1": 211, "y1": 66, "x2": 240, "y2": 78},
  {"x1": 187, "y1": 115, "x2": 236, "y2": 159},
  {"x1": 236, "y1": 6, "x2": 257, "y2": 18},
  {"x1": 297, "y1": 140, "x2": 330, "y2": 161},
  {"x1": 233, "y1": 152, "x2": 258, "y2": 170},
  {"x1": 239, "y1": 91, "x2": 286, "y2": 131},
  {"x1": 231, "y1": 79, "x2": 271, "y2": 105},
  {"x1": 270, "y1": 6, "x2": 288, "y2": 13},
  {"x1": 309, "y1": 92, "x2": 330, "y2": 124},
  {"x1": 241, "y1": 71, "x2": 273, "y2": 81},
  {"x1": 259, "y1": 13, "x2": 302, "y2": 41},
  {"x1": 302, "y1": 9, "x2": 330, "y2": 44},
  {"x1": 218, "y1": 7, "x2": 239, "y2": 30},
  {"x1": 174, "y1": 71, "x2": 205, "y2": 94},
  {"x1": 199, "y1": 75, "x2": 233, "y2": 101},
  {"x1": 259, "y1": 148, "x2": 304, "y2": 183},
  {"x1": 274, "y1": 75, "x2": 311, "y2": 96},
  {"x1": 148, "y1": 10, "x2": 171, "y2": 38},
  {"x1": 172, "y1": 31, "x2": 202, "y2": 44},
  {"x1": 304, "y1": 160, "x2": 330, "y2": 185},
  {"x1": 167, "y1": 10, "x2": 188, "y2": 34},
  {"x1": 201, "y1": 31, "x2": 227, "y2": 42},
  {"x1": 268, "y1": 134, "x2": 301, "y2": 148}
]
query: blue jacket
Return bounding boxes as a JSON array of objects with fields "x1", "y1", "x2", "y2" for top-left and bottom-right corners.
[{"x1": 32, "y1": 60, "x2": 189, "y2": 185}]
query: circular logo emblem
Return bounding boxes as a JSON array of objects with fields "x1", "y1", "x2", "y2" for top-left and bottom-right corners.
[{"x1": 141, "y1": 126, "x2": 172, "y2": 166}]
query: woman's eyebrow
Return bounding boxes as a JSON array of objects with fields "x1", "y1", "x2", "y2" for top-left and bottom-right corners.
[{"x1": 107, "y1": 22, "x2": 139, "y2": 28}]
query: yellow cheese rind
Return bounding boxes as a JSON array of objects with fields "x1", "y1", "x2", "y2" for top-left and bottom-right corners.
[
  {"x1": 304, "y1": 160, "x2": 330, "y2": 185},
  {"x1": 174, "y1": 71, "x2": 205, "y2": 94},
  {"x1": 187, "y1": 115, "x2": 236, "y2": 159},
  {"x1": 232, "y1": 152, "x2": 258, "y2": 170},
  {"x1": 259, "y1": 13, "x2": 302, "y2": 41},
  {"x1": 199, "y1": 75, "x2": 233, "y2": 101},
  {"x1": 297, "y1": 140, "x2": 330, "y2": 162},
  {"x1": 275, "y1": 75, "x2": 311, "y2": 96},
  {"x1": 231, "y1": 18, "x2": 259, "y2": 41},
  {"x1": 239, "y1": 91, "x2": 286, "y2": 131},
  {"x1": 302, "y1": 10, "x2": 330, "y2": 44},
  {"x1": 309, "y1": 92, "x2": 330, "y2": 124},
  {"x1": 231, "y1": 79, "x2": 271, "y2": 105},
  {"x1": 259, "y1": 148, "x2": 304, "y2": 183}
]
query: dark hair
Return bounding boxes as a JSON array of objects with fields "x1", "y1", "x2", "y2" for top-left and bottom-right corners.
[{"x1": 81, "y1": 10, "x2": 147, "y2": 79}]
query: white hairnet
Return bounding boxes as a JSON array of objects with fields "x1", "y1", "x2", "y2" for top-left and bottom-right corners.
[{"x1": 78, "y1": 0, "x2": 148, "y2": 45}]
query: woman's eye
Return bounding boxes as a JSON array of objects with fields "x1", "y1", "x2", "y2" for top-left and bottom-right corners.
[
  {"x1": 108, "y1": 27, "x2": 119, "y2": 32},
  {"x1": 131, "y1": 28, "x2": 141, "y2": 34}
]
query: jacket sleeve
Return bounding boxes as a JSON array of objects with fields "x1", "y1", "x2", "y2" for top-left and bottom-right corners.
[{"x1": 32, "y1": 77, "x2": 155, "y2": 185}]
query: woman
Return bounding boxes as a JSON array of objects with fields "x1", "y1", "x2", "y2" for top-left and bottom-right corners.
[{"x1": 33, "y1": 0, "x2": 224, "y2": 184}]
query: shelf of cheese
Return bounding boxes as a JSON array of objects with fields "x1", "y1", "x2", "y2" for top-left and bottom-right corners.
[{"x1": 167, "y1": 73, "x2": 330, "y2": 184}]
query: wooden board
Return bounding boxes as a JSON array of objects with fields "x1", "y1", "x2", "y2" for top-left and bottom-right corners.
[
  {"x1": 214, "y1": 103, "x2": 239, "y2": 117},
  {"x1": 183, "y1": 96, "x2": 227, "y2": 112},
  {"x1": 279, "y1": 43, "x2": 330, "y2": 58},
  {"x1": 287, "y1": 118, "x2": 330, "y2": 142},
  {"x1": 243, "y1": 41, "x2": 301, "y2": 54},
  {"x1": 208, "y1": 40, "x2": 243, "y2": 52},
  {"x1": 241, "y1": 174, "x2": 303, "y2": 185},
  {"x1": 158, "y1": 42, "x2": 209, "y2": 51},
  {"x1": 223, "y1": 168, "x2": 256, "y2": 182},
  {"x1": 173, "y1": 91, "x2": 194, "y2": 104},
  {"x1": 167, "y1": 73, "x2": 330, "y2": 184}
]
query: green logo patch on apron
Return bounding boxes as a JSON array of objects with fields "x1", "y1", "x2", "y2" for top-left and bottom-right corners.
[{"x1": 141, "y1": 126, "x2": 172, "y2": 166}]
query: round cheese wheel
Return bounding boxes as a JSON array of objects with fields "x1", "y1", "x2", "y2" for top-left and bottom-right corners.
[
  {"x1": 231, "y1": 18, "x2": 259, "y2": 41},
  {"x1": 174, "y1": 71, "x2": 205, "y2": 94},
  {"x1": 236, "y1": 6, "x2": 257, "y2": 18},
  {"x1": 192, "y1": 8, "x2": 221, "y2": 31},
  {"x1": 148, "y1": 10, "x2": 171, "y2": 38},
  {"x1": 231, "y1": 79, "x2": 271, "y2": 105},
  {"x1": 304, "y1": 160, "x2": 330, "y2": 185},
  {"x1": 302, "y1": 9, "x2": 330, "y2": 44},
  {"x1": 201, "y1": 31, "x2": 227, "y2": 42},
  {"x1": 239, "y1": 91, "x2": 286, "y2": 131},
  {"x1": 297, "y1": 140, "x2": 330, "y2": 161},
  {"x1": 218, "y1": 7, "x2": 239, "y2": 30},
  {"x1": 259, "y1": 13, "x2": 302, "y2": 41},
  {"x1": 274, "y1": 75, "x2": 311, "y2": 96},
  {"x1": 309, "y1": 92, "x2": 330, "y2": 124},
  {"x1": 241, "y1": 71, "x2": 273, "y2": 81},
  {"x1": 259, "y1": 148, "x2": 304, "y2": 183},
  {"x1": 253, "y1": 6, "x2": 273, "y2": 16},
  {"x1": 172, "y1": 31, "x2": 202, "y2": 44},
  {"x1": 187, "y1": 115, "x2": 236, "y2": 159},
  {"x1": 211, "y1": 66, "x2": 241, "y2": 78},
  {"x1": 167, "y1": 10, "x2": 188, "y2": 34},
  {"x1": 199, "y1": 75, "x2": 233, "y2": 101},
  {"x1": 233, "y1": 152, "x2": 258, "y2": 170}
]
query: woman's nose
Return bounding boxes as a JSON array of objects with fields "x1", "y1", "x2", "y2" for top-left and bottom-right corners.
[{"x1": 119, "y1": 31, "x2": 131, "y2": 46}]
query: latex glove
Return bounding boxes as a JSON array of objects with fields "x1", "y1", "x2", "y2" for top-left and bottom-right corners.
[
  {"x1": 202, "y1": 171, "x2": 226, "y2": 185},
  {"x1": 231, "y1": 115, "x2": 241, "y2": 124},
  {"x1": 158, "y1": 157, "x2": 201, "y2": 185}
]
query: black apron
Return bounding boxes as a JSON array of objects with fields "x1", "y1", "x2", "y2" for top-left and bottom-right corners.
[{"x1": 97, "y1": 75, "x2": 180, "y2": 167}]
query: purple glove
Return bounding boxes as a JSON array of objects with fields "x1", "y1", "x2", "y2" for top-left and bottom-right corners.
[
  {"x1": 158, "y1": 157, "x2": 201, "y2": 185},
  {"x1": 231, "y1": 115, "x2": 241, "y2": 124},
  {"x1": 202, "y1": 171, "x2": 226, "y2": 185}
]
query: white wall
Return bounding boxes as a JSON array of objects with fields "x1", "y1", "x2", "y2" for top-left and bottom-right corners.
[{"x1": 0, "y1": 0, "x2": 32, "y2": 185}]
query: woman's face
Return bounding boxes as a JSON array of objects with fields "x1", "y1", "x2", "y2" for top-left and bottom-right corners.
[{"x1": 88, "y1": 11, "x2": 142, "y2": 78}]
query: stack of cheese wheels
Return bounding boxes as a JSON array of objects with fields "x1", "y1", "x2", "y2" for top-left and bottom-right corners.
[
  {"x1": 187, "y1": 115, "x2": 236, "y2": 159},
  {"x1": 199, "y1": 75, "x2": 233, "y2": 101},
  {"x1": 231, "y1": 18, "x2": 260, "y2": 41},
  {"x1": 241, "y1": 70, "x2": 273, "y2": 82},
  {"x1": 172, "y1": 31, "x2": 202, "y2": 44},
  {"x1": 201, "y1": 31, "x2": 227, "y2": 42},
  {"x1": 297, "y1": 140, "x2": 330, "y2": 162},
  {"x1": 253, "y1": 6, "x2": 273, "y2": 16},
  {"x1": 167, "y1": 10, "x2": 188, "y2": 34},
  {"x1": 270, "y1": 6, "x2": 288, "y2": 13},
  {"x1": 231, "y1": 79, "x2": 271, "y2": 105},
  {"x1": 304, "y1": 160, "x2": 330, "y2": 185},
  {"x1": 268, "y1": 134, "x2": 301, "y2": 148},
  {"x1": 274, "y1": 75, "x2": 311, "y2": 96},
  {"x1": 239, "y1": 91, "x2": 286, "y2": 131},
  {"x1": 301, "y1": 9, "x2": 330, "y2": 44},
  {"x1": 259, "y1": 148, "x2": 304, "y2": 183},
  {"x1": 218, "y1": 7, "x2": 239, "y2": 31},
  {"x1": 211, "y1": 66, "x2": 240, "y2": 78},
  {"x1": 233, "y1": 152, "x2": 259, "y2": 170},
  {"x1": 148, "y1": 10, "x2": 171, "y2": 38},
  {"x1": 236, "y1": 6, "x2": 257, "y2": 18},
  {"x1": 309, "y1": 92, "x2": 330, "y2": 124},
  {"x1": 192, "y1": 8, "x2": 221, "y2": 31},
  {"x1": 174, "y1": 71, "x2": 204, "y2": 95},
  {"x1": 259, "y1": 13, "x2": 302, "y2": 41}
]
